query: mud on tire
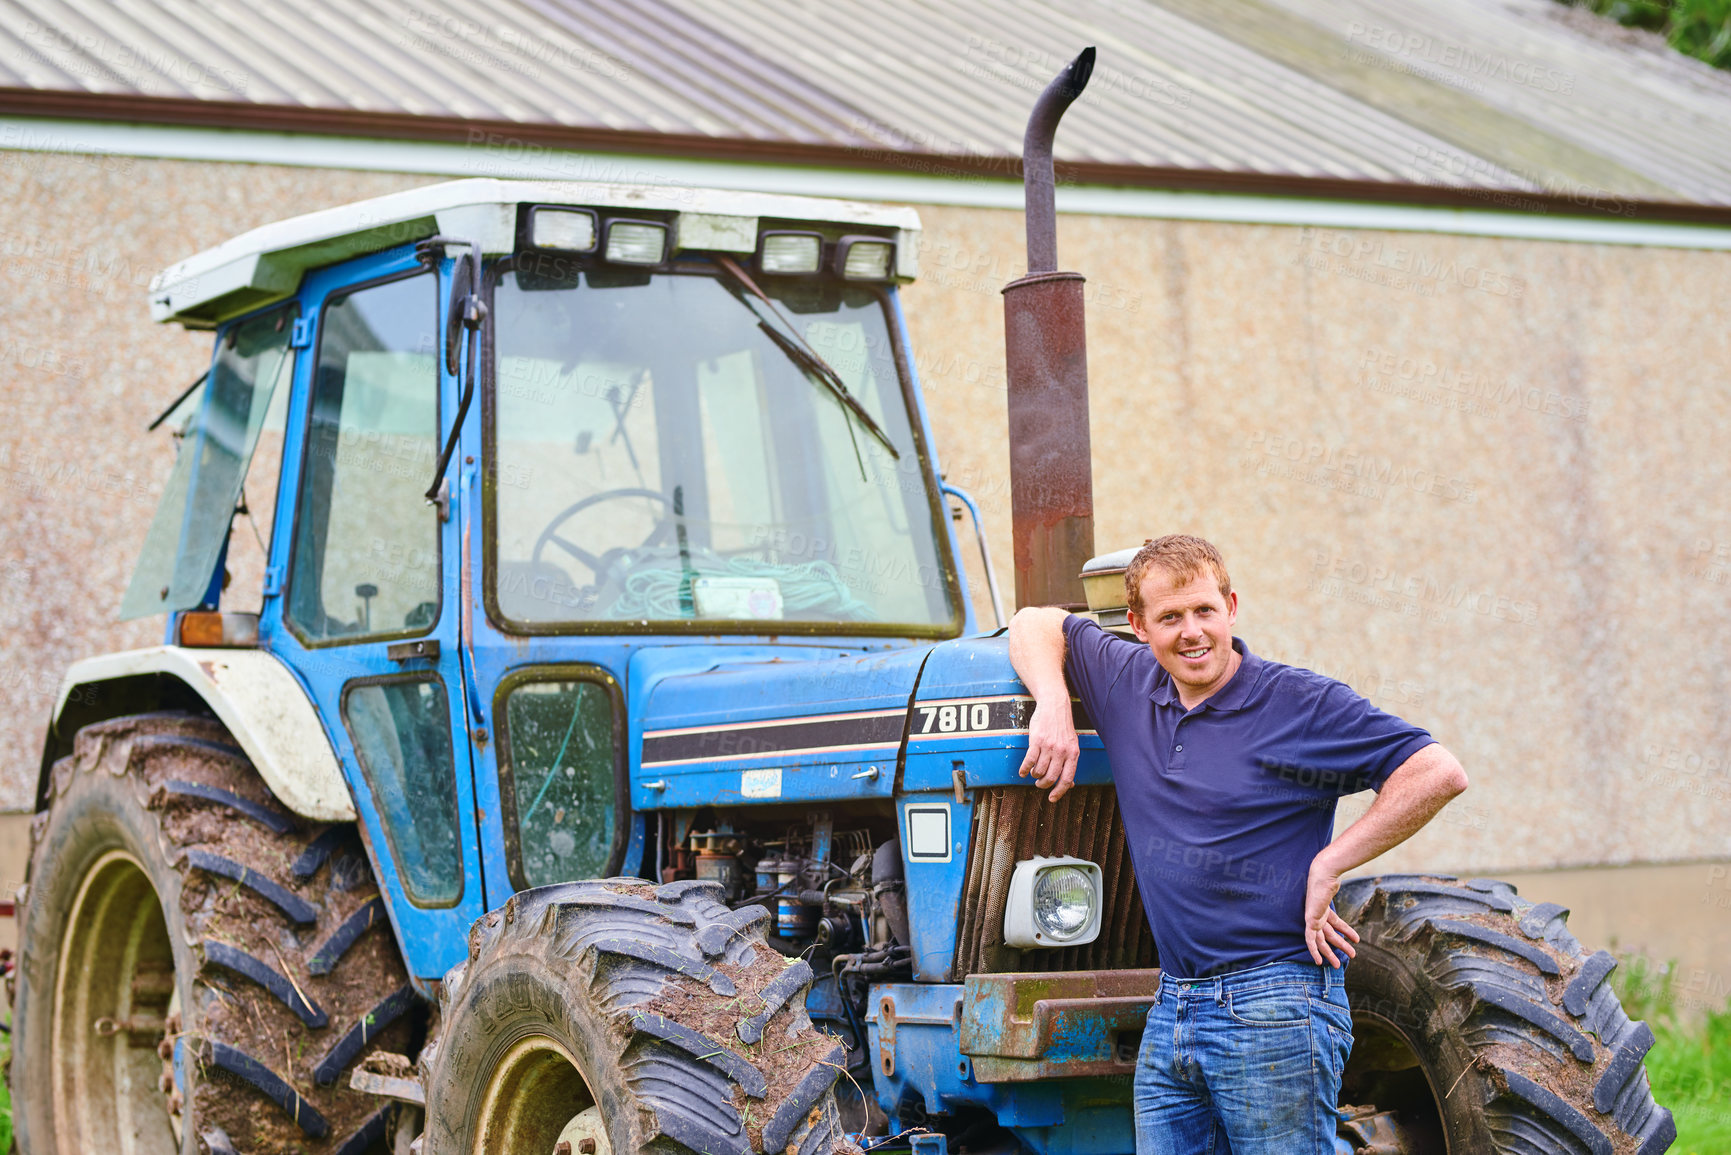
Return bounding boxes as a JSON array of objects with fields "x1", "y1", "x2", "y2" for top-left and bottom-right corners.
[
  {"x1": 1338, "y1": 874, "x2": 1675, "y2": 1155},
  {"x1": 10, "y1": 712, "x2": 415, "y2": 1155},
  {"x1": 421, "y1": 878, "x2": 850, "y2": 1155}
]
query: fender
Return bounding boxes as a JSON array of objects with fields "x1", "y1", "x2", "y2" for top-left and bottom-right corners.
[{"x1": 47, "y1": 646, "x2": 355, "y2": 822}]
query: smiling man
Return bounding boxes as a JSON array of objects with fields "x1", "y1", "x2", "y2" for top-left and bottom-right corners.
[{"x1": 1007, "y1": 534, "x2": 1468, "y2": 1154}]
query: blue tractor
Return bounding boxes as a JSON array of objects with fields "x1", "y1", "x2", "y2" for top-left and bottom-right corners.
[{"x1": 11, "y1": 52, "x2": 1673, "y2": 1155}]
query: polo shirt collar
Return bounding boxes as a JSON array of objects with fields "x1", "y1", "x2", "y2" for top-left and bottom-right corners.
[{"x1": 1150, "y1": 637, "x2": 1262, "y2": 712}]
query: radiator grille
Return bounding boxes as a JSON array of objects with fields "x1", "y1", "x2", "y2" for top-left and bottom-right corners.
[{"x1": 954, "y1": 785, "x2": 1157, "y2": 976}]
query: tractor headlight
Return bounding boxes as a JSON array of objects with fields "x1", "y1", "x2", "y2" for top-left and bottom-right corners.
[
  {"x1": 1034, "y1": 866, "x2": 1097, "y2": 940},
  {"x1": 1003, "y1": 856, "x2": 1102, "y2": 948}
]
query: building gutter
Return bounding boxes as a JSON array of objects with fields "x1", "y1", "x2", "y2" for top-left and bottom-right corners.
[{"x1": 5, "y1": 112, "x2": 1731, "y2": 252}]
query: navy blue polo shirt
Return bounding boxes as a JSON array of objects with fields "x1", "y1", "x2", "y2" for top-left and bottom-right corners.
[{"x1": 1062, "y1": 616, "x2": 1434, "y2": 979}]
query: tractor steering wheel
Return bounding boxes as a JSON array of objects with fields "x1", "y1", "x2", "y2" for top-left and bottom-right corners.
[{"x1": 530, "y1": 488, "x2": 675, "y2": 597}]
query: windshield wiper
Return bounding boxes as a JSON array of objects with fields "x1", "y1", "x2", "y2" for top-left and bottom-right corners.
[{"x1": 714, "y1": 255, "x2": 899, "y2": 461}]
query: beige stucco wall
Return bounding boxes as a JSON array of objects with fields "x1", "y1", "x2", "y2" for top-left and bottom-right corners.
[
  {"x1": 0, "y1": 150, "x2": 1725, "y2": 902},
  {"x1": 0, "y1": 152, "x2": 430, "y2": 810},
  {"x1": 902, "y1": 203, "x2": 1731, "y2": 882}
]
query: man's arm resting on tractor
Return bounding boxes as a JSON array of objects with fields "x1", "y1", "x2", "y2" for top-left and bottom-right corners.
[
  {"x1": 1305, "y1": 742, "x2": 1471, "y2": 967},
  {"x1": 1009, "y1": 606, "x2": 1079, "y2": 801}
]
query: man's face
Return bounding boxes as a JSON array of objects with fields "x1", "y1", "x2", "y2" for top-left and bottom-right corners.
[{"x1": 1128, "y1": 568, "x2": 1239, "y2": 697}]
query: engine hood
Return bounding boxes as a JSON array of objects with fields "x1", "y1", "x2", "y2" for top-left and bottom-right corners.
[
  {"x1": 628, "y1": 633, "x2": 1107, "y2": 810},
  {"x1": 630, "y1": 643, "x2": 933, "y2": 810}
]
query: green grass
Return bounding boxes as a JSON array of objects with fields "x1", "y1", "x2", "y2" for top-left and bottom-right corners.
[
  {"x1": 0, "y1": 1022, "x2": 11, "y2": 1152},
  {"x1": 1611, "y1": 953, "x2": 1731, "y2": 1153},
  {"x1": 1561, "y1": 0, "x2": 1731, "y2": 69}
]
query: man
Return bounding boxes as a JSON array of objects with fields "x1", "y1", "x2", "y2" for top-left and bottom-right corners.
[{"x1": 1008, "y1": 534, "x2": 1468, "y2": 1154}]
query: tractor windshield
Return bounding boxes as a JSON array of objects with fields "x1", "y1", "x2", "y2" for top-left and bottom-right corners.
[{"x1": 488, "y1": 264, "x2": 958, "y2": 633}]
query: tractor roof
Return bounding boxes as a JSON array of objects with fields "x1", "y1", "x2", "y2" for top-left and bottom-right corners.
[{"x1": 148, "y1": 178, "x2": 923, "y2": 329}]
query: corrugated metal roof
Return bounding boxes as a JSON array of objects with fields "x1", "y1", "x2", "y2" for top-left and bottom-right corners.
[{"x1": 0, "y1": 0, "x2": 1727, "y2": 209}]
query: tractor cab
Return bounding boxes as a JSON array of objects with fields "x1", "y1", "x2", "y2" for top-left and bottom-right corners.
[{"x1": 120, "y1": 179, "x2": 978, "y2": 977}]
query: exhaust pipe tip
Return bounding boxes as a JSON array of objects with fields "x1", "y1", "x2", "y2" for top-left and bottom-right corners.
[
  {"x1": 1022, "y1": 46, "x2": 1097, "y2": 274},
  {"x1": 1063, "y1": 46, "x2": 1097, "y2": 99}
]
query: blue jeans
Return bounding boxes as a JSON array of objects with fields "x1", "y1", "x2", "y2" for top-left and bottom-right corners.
[{"x1": 1133, "y1": 961, "x2": 1353, "y2": 1154}]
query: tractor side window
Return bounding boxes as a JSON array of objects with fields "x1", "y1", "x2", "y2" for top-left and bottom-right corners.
[
  {"x1": 226, "y1": 370, "x2": 293, "y2": 613},
  {"x1": 288, "y1": 272, "x2": 439, "y2": 643},
  {"x1": 343, "y1": 676, "x2": 463, "y2": 906},
  {"x1": 121, "y1": 304, "x2": 297, "y2": 620},
  {"x1": 497, "y1": 676, "x2": 622, "y2": 889}
]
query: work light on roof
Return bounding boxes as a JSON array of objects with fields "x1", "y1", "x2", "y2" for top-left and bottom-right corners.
[
  {"x1": 529, "y1": 206, "x2": 598, "y2": 252},
  {"x1": 758, "y1": 231, "x2": 824, "y2": 276},
  {"x1": 605, "y1": 220, "x2": 669, "y2": 266},
  {"x1": 835, "y1": 236, "x2": 895, "y2": 281}
]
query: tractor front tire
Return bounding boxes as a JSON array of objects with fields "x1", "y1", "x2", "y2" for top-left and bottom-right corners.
[
  {"x1": 1338, "y1": 873, "x2": 1675, "y2": 1155},
  {"x1": 421, "y1": 878, "x2": 850, "y2": 1155},
  {"x1": 11, "y1": 712, "x2": 414, "y2": 1155}
]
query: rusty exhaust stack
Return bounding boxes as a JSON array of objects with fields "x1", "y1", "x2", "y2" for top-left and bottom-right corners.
[{"x1": 1003, "y1": 46, "x2": 1096, "y2": 610}]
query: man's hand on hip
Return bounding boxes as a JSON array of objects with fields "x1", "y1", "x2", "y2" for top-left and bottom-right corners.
[
  {"x1": 1302, "y1": 742, "x2": 1469, "y2": 967},
  {"x1": 1303, "y1": 854, "x2": 1359, "y2": 968},
  {"x1": 1019, "y1": 697, "x2": 1079, "y2": 801}
]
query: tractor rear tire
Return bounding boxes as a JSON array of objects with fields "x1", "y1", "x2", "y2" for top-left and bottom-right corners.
[
  {"x1": 1337, "y1": 873, "x2": 1676, "y2": 1155},
  {"x1": 420, "y1": 878, "x2": 850, "y2": 1155},
  {"x1": 10, "y1": 712, "x2": 415, "y2": 1155}
]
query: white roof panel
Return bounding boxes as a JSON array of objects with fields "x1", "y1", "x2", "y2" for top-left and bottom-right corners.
[{"x1": 147, "y1": 177, "x2": 923, "y2": 326}]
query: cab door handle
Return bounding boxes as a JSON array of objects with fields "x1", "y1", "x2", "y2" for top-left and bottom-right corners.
[{"x1": 387, "y1": 639, "x2": 440, "y2": 663}]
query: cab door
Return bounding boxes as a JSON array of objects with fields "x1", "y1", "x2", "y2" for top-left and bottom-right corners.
[{"x1": 261, "y1": 245, "x2": 485, "y2": 982}]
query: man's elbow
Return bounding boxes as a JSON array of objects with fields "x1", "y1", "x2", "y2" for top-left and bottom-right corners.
[{"x1": 1436, "y1": 748, "x2": 1469, "y2": 798}]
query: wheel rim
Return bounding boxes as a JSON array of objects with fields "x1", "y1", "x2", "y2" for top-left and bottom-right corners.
[
  {"x1": 1342, "y1": 1008, "x2": 1451, "y2": 1155},
  {"x1": 473, "y1": 1034, "x2": 596, "y2": 1155},
  {"x1": 51, "y1": 849, "x2": 178, "y2": 1155}
]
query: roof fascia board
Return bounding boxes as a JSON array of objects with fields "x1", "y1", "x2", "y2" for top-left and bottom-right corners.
[{"x1": 10, "y1": 116, "x2": 1731, "y2": 253}]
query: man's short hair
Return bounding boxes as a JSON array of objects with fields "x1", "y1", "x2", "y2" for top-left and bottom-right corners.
[{"x1": 1125, "y1": 535, "x2": 1233, "y2": 615}]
